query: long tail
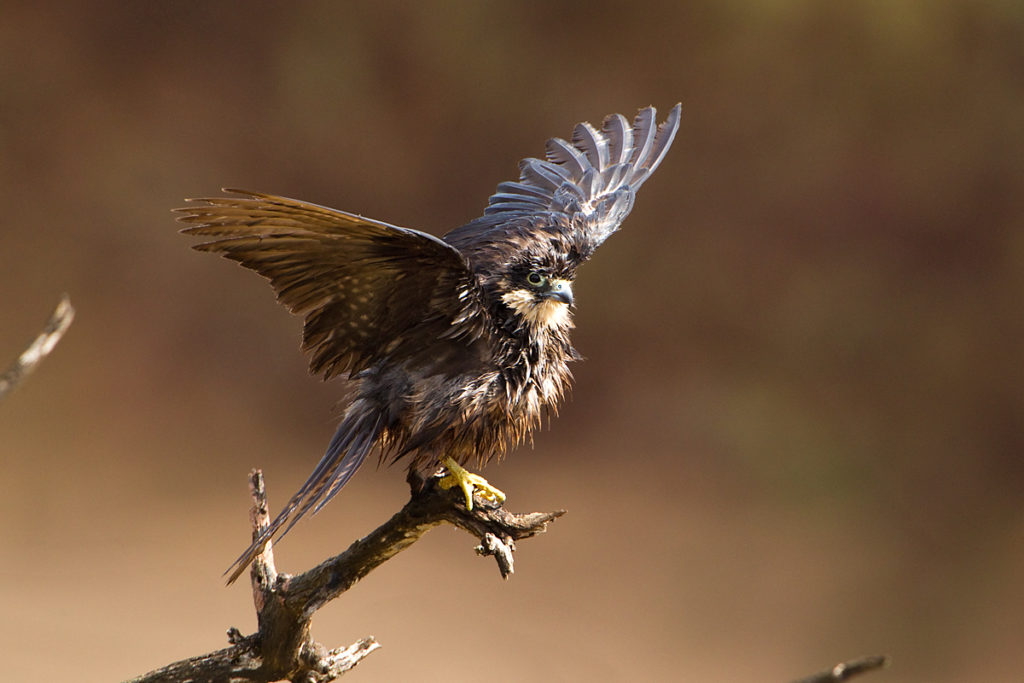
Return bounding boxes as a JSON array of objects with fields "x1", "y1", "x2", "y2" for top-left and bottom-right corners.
[{"x1": 225, "y1": 400, "x2": 385, "y2": 584}]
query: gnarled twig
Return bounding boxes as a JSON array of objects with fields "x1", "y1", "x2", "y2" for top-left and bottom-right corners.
[{"x1": 127, "y1": 470, "x2": 565, "y2": 682}]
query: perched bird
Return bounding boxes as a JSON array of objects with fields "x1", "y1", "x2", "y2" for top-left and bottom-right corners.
[{"x1": 178, "y1": 104, "x2": 681, "y2": 583}]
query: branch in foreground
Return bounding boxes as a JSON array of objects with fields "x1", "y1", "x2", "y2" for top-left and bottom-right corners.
[
  {"x1": 128, "y1": 470, "x2": 565, "y2": 682},
  {"x1": 0, "y1": 294, "x2": 75, "y2": 400},
  {"x1": 791, "y1": 655, "x2": 888, "y2": 683}
]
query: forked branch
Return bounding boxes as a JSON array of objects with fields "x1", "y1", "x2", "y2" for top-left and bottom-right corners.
[{"x1": 128, "y1": 470, "x2": 565, "y2": 682}]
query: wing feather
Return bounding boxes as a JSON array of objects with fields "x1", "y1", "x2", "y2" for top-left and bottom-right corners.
[
  {"x1": 602, "y1": 113, "x2": 632, "y2": 165},
  {"x1": 572, "y1": 121, "x2": 610, "y2": 169},
  {"x1": 452, "y1": 104, "x2": 681, "y2": 263},
  {"x1": 177, "y1": 191, "x2": 485, "y2": 379},
  {"x1": 545, "y1": 136, "x2": 590, "y2": 179},
  {"x1": 628, "y1": 107, "x2": 658, "y2": 175}
]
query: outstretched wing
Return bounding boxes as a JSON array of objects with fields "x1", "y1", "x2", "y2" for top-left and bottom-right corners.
[
  {"x1": 177, "y1": 190, "x2": 485, "y2": 379},
  {"x1": 445, "y1": 104, "x2": 681, "y2": 263}
]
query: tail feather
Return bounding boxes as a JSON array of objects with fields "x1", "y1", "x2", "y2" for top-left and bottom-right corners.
[{"x1": 224, "y1": 403, "x2": 384, "y2": 584}]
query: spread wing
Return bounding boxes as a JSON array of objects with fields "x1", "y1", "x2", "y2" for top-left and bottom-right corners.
[
  {"x1": 444, "y1": 104, "x2": 681, "y2": 263},
  {"x1": 177, "y1": 190, "x2": 485, "y2": 379}
]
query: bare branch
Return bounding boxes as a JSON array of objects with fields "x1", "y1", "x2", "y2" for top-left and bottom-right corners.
[
  {"x1": 0, "y1": 294, "x2": 75, "y2": 400},
  {"x1": 127, "y1": 470, "x2": 564, "y2": 682},
  {"x1": 791, "y1": 655, "x2": 888, "y2": 683}
]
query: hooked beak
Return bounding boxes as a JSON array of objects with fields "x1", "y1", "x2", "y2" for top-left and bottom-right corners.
[{"x1": 545, "y1": 279, "x2": 574, "y2": 306}]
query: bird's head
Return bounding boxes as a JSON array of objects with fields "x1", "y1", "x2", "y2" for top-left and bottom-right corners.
[{"x1": 496, "y1": 259, "x2": 575, "y2": 333}]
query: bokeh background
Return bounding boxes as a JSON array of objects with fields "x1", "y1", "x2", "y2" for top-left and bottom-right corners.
[{"x1": 2, "y1": 2, "x2": 1022, "y2": 681}]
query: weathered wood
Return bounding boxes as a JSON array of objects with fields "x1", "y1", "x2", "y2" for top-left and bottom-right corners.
[{"x1": 127, "y1": 470, "x2": 564, "y2": 682}]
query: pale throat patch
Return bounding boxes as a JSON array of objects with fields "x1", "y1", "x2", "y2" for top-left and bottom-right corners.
[{"x1": 501, "y1": 289, "x2": 572, "y2": 331}]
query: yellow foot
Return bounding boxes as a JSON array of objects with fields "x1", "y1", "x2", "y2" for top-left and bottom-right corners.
[{"x1": 437, "y1": 457, "x2": 506, "y2": 511}]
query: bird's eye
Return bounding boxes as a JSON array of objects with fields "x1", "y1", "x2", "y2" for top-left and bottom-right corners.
[{"x1": 526, "y1": 271, "x2": 546, "y2": 288}]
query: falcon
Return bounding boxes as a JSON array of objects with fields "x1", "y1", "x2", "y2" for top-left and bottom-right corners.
[{"x1": 178, "y1": 104, "x2": 681, "y2": 583}]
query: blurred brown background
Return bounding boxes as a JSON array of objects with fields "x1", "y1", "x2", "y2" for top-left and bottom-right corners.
[{"x1": 1, "y1": 2, "x2": 1022, "y2": 681}]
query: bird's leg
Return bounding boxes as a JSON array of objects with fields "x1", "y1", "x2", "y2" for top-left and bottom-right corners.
[{"x1": 437, "y1": 457, "x2": 506, "y2": 511}]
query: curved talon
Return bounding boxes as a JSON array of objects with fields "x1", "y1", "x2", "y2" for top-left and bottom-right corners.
[{"x1": 437, "y1": 457, "x2": 506, "y2": 510}]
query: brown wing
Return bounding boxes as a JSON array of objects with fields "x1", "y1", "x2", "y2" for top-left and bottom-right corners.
[{"x1": 176, "y1": 190, "x2": 485, "y2": 378}]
